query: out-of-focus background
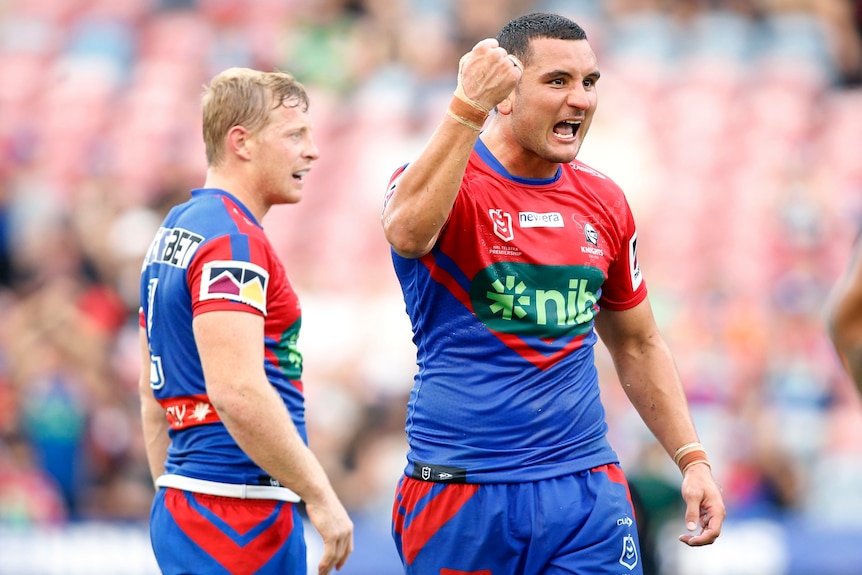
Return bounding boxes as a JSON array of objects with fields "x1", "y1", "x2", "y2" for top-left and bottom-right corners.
[{"x1": 0, "y1": 0, "x2": 861, "y2": 573}]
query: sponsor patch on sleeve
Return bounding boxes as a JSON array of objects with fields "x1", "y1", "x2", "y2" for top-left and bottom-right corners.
[
  {"x1": 383, "y1": 164, "x2": 408, "y2": 208},
  {"x1": 199, "y1": 260, "x2": 269, "y2": 314},
  {"x1": 629, "y1": 232, "x2": 643, "y2": 291}
]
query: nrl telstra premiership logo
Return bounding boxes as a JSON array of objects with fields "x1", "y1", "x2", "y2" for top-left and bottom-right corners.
[{"x1": 489, "y1": 208, "x2": 514, "y2": 242}]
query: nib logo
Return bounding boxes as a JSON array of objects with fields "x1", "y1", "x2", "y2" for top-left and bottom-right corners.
[
  {"x1": 272, "y1": 322, "x2": 303, "y2": 380},
  {"x1": 487, "y1": 275, "x2": 530, "y2": 320},
  {"x1": 471, "y1": 262, "x2": 603, "y2": 337}
]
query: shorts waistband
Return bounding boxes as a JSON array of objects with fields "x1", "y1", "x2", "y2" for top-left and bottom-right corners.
[{"x1": 156, "y1": 474, "x2": 301, "y2": 502}]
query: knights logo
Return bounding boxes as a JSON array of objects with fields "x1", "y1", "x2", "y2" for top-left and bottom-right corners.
[
  {"x1": 618, "y1": 534, "x2": 638, "y2": 570},
  {"x1": 421, "y1": 466, "x2": 431, "y2": 481},
  {"x1": 584, "y1": 222, "x2": 599, "y2": 246},
  {"x1": 489, "y1": 209, "x2": 514, "y2": 242}
]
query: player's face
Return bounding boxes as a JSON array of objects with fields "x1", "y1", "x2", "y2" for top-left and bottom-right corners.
[
  {"x1": 506, "y1": 38, "x2": 599, "y2": 170},
  {"x1": 253, "y1": 102, "x2": 319, "y2": 206}
]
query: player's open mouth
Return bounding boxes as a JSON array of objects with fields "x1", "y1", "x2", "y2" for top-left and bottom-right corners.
[
  {"x1": 293, "y1": 170, "x2": 309, "y2": 181},
  {"x1": 553, "y1": 120, "x2": 581, "y2": 140}
]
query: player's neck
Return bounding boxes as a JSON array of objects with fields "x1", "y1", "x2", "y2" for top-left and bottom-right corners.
[{"x1": 203, "y1": 170, "x2": 269, "y2": 222}]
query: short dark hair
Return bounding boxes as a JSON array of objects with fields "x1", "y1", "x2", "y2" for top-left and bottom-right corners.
[{"x1": 496, "y1": 12, "x2": 588, "y2": 66}]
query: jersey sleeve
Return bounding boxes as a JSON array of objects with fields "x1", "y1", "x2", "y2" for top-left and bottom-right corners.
[
  {"x1": 597, "y1": 196, "x2": 647, "y2": 311},
  {"x1": 186, "y1": 233, "x2": 272, "y2": 317}
]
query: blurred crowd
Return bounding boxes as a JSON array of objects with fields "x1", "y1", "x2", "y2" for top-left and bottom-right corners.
[{"x1": 1, "y1": 0, "x2": 862, "y2": 558}]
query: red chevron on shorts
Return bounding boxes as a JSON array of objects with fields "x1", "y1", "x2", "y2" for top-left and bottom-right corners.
[
  {"x1": 591, "y1": 463, "x2": 635, "y2": 518},
  {"x1": 165, "y1": 488, "x2": 294, "y2": 575},
  {"x1": 394, "y1": 478, "x2": 480, "y2": 565}
]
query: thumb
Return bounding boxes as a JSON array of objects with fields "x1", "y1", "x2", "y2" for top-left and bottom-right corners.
[
  {"x1": 684, "y1": 502, "x2": 700, "y2": 532},
  {"x1": 457, "y1": 52, "x2": 469, "y2": 78}
]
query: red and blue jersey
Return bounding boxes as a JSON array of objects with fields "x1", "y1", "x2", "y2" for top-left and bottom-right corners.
[
  {"x1": 388, "y1": 139, "x2": 647, "y2": 483},
  {"x1": 139, "y1": 188, "x2": 305, "y2": 486}
]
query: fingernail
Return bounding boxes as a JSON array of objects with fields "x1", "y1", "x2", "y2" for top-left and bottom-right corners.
[{"x1": 687, "y1": 521, "x2": 696, "y2": 531}]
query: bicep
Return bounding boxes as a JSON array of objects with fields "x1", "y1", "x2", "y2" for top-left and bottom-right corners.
[
  {"x1": 594, "y1": 298, "x2": 660, "y2": 356},
  {"x1": 193, "y1": 310, "x2": 266, "y2": 399}
]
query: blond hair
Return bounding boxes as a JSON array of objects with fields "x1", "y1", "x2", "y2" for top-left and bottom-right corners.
[{"x1": 202, "y1": 67, "x2": 310, "y2": 167}]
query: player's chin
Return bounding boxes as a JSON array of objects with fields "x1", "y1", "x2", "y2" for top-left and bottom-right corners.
[
  {"x1": 278, "y1": 185, "x2": 304, "y2": 205},
  {"x1": 547, "y1": 139, "x2": 582, "y2": 162},
  {"x1": 548, "y1": 149, "x2": 580, "y2": 165}
]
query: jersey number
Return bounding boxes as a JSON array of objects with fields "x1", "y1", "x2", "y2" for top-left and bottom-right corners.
[{"x1": 146, "y1": 278, "x2": 166, "y2": 390}]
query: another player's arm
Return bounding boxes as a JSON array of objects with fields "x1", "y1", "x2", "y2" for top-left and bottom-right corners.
[
  {"x1": 382, "y1": 38, "x2": 520, "y2": 259},
  {"x1": 594, "y1": 298, "x2": 726, "y2": 546},
  {"x1": 826, "y1": 236, "x2": 862, "y2": 394},
  {"x1": 138, "y1": 326, "x2": 170, "y2": 484},
  {"x1": 194, "y1": 310, "x2": 353, "y2": 575}
]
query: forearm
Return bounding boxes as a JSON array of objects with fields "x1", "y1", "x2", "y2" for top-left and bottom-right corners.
[
  {"x1": 194, "y1": 312, "x2": 343, "y2": 508},
  {"x1": 613, "y1": 336, "x2": 701, "y2": 459},
  {"x1": 212, "y1": 379, "x2": 337, "y2": 506},
  {"x1": 383, "y1": 38, "x2": 520, "y2": 259},
  {"x1": 382, "y1": 113, "x2": 481, "y2": 258},
  {"x1": 139, "y1": 327, "x2": 169, "y2": 483},
  {"x1": 140, "y1": 392, "x2": 170, "y2": 483}
]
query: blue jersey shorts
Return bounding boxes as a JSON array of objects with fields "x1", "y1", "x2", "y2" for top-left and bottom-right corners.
[
  {"x1": 149, "y1": 487, "x2": 307, "y2": 575},
  {"x1": 392, "y1": 463, "x2": 643, "y2": 575}
]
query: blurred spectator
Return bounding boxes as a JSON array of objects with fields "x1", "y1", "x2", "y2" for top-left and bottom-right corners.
[{"x1": 0, "y1": 432, "x2": 68, "y2": 525}]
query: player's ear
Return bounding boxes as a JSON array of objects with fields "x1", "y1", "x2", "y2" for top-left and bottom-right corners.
[
  {"x1": 227, "y1": 125, "x2": 252, "y2": 160},
  {"x1": 496, "y1": 92, "x2": 514, "y2": 115}
]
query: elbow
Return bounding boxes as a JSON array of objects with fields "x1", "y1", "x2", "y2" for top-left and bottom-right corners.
[
  {"x1": 382, "y1": 215, "x2": 436, "y2": 259},
  {"x1": 206, "y1": 378, "x2": 253, "y2": 422},
  {"x1": 387, "y1": 236, "x2": 434, "y2": 259}
]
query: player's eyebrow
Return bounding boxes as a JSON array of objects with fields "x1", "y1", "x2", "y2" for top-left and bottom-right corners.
[{"x1": 538, "y1": 69, "x2": 601, "y2": 82}]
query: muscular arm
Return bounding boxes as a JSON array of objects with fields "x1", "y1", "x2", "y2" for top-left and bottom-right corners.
[
  {"x1": 594, "y1": 300, "x2": 698, "y2": 452},
  {"x1": 139, "y1": 326, "x2": 170, "y2": 485},
  {"x1": 594, "y1": 298, "x2": 725, "y2": 546},
  {"x1": 381, "y1": 38, "x2": 521, "y2": 259},
  {"x1": 381, "y1": 113, "x2": 481, "y2": 258},
  {"x1": 826, "y1": 237, "x2": 862, "y2": 394},
  {"x1": 194, "y1": 310, "x2": 353, "y2": 574}
]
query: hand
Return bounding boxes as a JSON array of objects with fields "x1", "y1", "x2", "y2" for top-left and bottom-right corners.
[
  {"x1": 455, "y1": 38, "x2": 523, "y2": 112},
  {"x1": 677, "y1": 462, "x2": 726, "y2": 546},
  {"x1": 304, "y1": 496, "x2": 354, "y2": 575}
]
